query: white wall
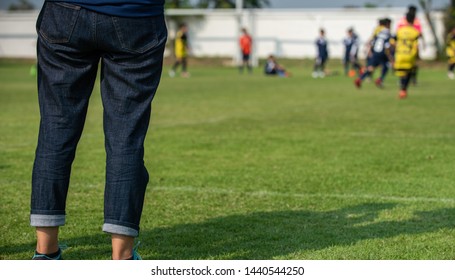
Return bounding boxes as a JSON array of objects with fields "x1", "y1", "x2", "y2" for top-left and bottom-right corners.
[
  {"x1": 254, "y1": 9, "x2": 444, "y2": 60},
  {"x1": 173, "y1": 8, "x2": 445, "y2": 61},
  {"x1": 0, "y1": 8, "x2": 446, "y2": 60},
  {"x1": 0, "y1": 11, "x2": 38, "y2": 58}
]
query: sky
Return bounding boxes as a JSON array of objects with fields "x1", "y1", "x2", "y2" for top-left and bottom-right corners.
[
  {"x1": 0, "y1": 0, "x2": 451, "y2": 10},
  {"x1": 268, "y1": 0, "x2": 450, "y2": 9}
]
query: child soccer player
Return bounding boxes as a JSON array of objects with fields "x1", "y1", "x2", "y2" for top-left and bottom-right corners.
[
  {"x1": 264, "y1": 55, "x2": 290, "y2": 77},
  {"x1": 343, "y1": 28, "x2": 361, "y2": 77},
  {"x1": 355, "y1": 18, "x2": 393, "y2": 88},
  {"x1": 313, "y1": 29, "x2": 329, "y2": 78},
  {"x1": 239, "y1": 28, "x2": 253, "y2": 74},
  {"x1": 447, "y1": 27, "x2": 455, "y2": 80},
  {"x1": 397, "y1": 5, "x2": 424, "y2": 85},
  {"x1": 394, "y1": 12, "x2": 420, "y2": 99},
  {"x1": 361, "y1": 18, "x2": 386, "y2": 80},
  {"x1": 170, "y1": 23, "x2": 190, "y2": 78}
]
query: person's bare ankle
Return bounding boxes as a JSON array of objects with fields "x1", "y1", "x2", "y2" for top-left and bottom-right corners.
[
  {"x1": 36, "y1": 227, "x2": 59, "y2": 254},
  {"x1": 111, "y1": 234, "x2": 134, "y2": 260}
]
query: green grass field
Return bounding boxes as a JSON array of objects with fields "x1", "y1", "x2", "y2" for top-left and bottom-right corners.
[{"x1": 1, "y1": 59, "x2": 455, "y2": 260}]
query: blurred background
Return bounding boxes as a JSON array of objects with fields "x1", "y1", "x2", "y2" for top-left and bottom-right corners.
[{"x1": 0, "y1": 0, "x2": 453, "y2": 64}]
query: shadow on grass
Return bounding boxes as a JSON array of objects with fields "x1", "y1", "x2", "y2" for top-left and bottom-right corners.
[
  {"x1": 141, "y1": 203, "x2": 455, "y2": 259},
  {"x1": 2, "y1": 203, "x2": 455, "y2": 259}
]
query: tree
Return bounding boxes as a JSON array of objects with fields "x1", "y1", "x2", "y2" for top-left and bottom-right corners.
[
  {"x1": 196, "y1": 0, "x2": 270, "y2": 9},
  {"x1": 363, "y1": 3, "x2": 378, "y2": 8},
  {"x1": 8, "y1": 0, "x2": 34, "y2": 11},
  {"x1": 165, "y1": 0, "x2": 193, "y2": 9},
  {"x1": 418, "y1": 0, "x2": 443, "y2": 59},
  {"x1": 445, "y1": 0, "x2": 455, "y2": 33}
]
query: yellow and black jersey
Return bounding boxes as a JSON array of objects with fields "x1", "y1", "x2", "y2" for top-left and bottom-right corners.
[
  {"x1": 174, "y1": 30, "x2": 188, "y2": 59},
  {"x1": 447, "y1": 33, "x2": 455, "y2": 64},
  {"x1": 394, "y1": 25, "x2": 420, "y2": 74}
]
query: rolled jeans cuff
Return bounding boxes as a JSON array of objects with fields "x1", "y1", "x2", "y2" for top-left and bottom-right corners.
[
  {"x1": 30, "y1": 214, "x2": 66, "y2": 227},
  {"x1": 103, "y1": 223, "x2": 139, "y2": 237}
]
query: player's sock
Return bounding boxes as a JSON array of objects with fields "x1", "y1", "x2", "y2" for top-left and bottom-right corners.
[
  {"x1": 449, "y1": 64, "x2": 455, "y2": 79},
  {"x1": 380, "y1": 65, "x2": 388, "y2": 81},
  {"x1": 399, "y1": 75, "x2": 410, "y2": 99},
  {"x1": 411, "y1": 66, "x2": 418, "y2": 85},
  {"x1": 359, "y1": 70, "x2": 370, "y2": 81}
]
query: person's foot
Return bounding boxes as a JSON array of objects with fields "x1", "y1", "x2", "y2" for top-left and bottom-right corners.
[
  {"x1": 312, "y1": 71, "x2": 319, "y2": 78},
  {"x1": 131, "y1": 249, "x2": 142, "y2": 260},
  {"x1": 399, "y1": 90, "x2": 407, "y2": 99},
  {"x1": 375, "y1": 78, "x2": 383, "y2": 88},
  {"x1": 127, "y1": 241, "x2": 142, "y2": 260},
  {"x1": 181, "y1": 72, "x2": 190, "y2": 78},
  {"x1": 448, "y1": 72, "x2": 455, "y2": 80},
  {"x1": 32, "y1": 248, "x2": 62, "y2": 260},
  {"x1": 354, "y1": 77, "x2": 361, "y2": 88},
  {"x1": 168, "y1": 70, "x2": 175, "y2": 78}
]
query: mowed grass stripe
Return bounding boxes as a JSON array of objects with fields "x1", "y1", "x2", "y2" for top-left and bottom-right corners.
[{"x1": 152, "y1": 185, "x2": 455, "y2": 205}]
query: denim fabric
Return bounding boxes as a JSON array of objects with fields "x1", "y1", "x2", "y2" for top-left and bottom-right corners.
[
  {"x1": 30, "y1": 2, "x2": 167, "y2": 237},
  {"x1": 46, "y1": 0, "x2": 165, "y2": 18}
]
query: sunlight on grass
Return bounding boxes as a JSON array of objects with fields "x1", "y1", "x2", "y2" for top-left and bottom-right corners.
[{"x1": 1, "y1": 60, "x2": 455, "y2": 260}]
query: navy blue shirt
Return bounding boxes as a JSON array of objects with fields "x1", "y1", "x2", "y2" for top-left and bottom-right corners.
[
  {"x1": 343, "y1": 34, "x2": 359, "y2": 60},
  {"x1": 371, "y1": 28, "x2": 391, "y2": 59},
  {"x1": 46, "y1": 0, "x2": 164, "y2": 17},
  {"x1": 315, "y1": 37, "x2": 328, "y2": 59}
]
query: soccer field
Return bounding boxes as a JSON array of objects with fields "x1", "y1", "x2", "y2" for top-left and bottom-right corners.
[{"x1": 1, "y1": 60, "x2": 455, "y2": 260}]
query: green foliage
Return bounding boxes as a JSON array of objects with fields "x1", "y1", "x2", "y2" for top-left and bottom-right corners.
[
  {"x1": 363, "y1": 3, "x2": 378, "y2": 8},
  {"x1": 1, "y1": 60, "x2": 455, "y2": 260},
  {"x1": 8, "y1": 0, "x2": 34, "y2": 11},
  {"x1": 444, "y1": 0, "x2": 455, "y2": 34},
  {"x1": 165, "y1": 0, "x2": 193, "y2": 9},
  {"x1": 419, "y1": 0, "x2": 444, "y2": 59}
]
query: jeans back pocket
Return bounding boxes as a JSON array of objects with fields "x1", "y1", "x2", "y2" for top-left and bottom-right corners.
[
  {"x1": 37, "y1": 2, "x2": 81, "y2": 44},
  {"x1": 112, "y1": 15, "x2": 167, "y2": 54}
]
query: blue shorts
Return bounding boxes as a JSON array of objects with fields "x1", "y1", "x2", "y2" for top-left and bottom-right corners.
[{"x1": 368, "y1": 53, "x2": 388, "y2": 67}]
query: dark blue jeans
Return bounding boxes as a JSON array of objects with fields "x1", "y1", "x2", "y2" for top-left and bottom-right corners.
[{"x1": 30, "y1": 2, "x2": 167, "y2": 237}]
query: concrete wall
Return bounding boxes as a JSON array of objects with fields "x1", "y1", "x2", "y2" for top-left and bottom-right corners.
[
  {"x1": 0, "y1": 12, "x2": 38, "y2": 58},
  {"x1": 169, "y1": 8, "x2": 446, "y2": 61},
  {"x1": 0, "y1": 8, "x2": 446, "y2": 60}
]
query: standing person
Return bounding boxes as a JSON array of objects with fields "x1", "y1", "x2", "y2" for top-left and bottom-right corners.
[
  {"x1": 396, "y1": 5, "x2": 424, "y2": 85},
  {"x1": 169, "y1": 23, "x2": 190, "y2": 78},
  {"x1": 343, "y1": 28, "x2": 362, "y2": 77},
  {"x1": 446, "y1": 27, "x2": 455, "y2": 80},
  {"x1": 312, "y1": 29, "x2": 329, "y2": 78},
  {"x1": 394, "y1": 12, "x2": 420, "y2": 99},
  {"x1": 30, "y1": 0, "x2": 167, "y2": 260},
  {"x1": 239, "y1": 27, "x2": 253, "y2": 74},
  {"x1": 355, "y1": 18, "x2": 393, "y2": 89},
  {"x1": 397, "y1": 5, "x2": 423, "y2": 33}
]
